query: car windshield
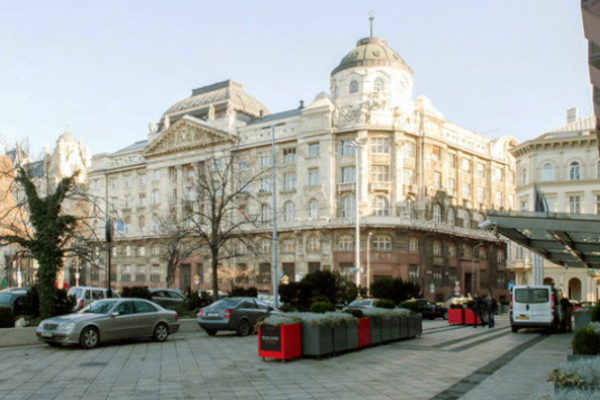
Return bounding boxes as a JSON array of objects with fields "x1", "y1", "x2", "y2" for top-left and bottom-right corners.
[
  {"x1": 80, "y1": 300, "x2": 118, "y2": 314},
  {"x1": 210, "y1": 299, "x2": 241, "y2": 308},
  {"x1": 350, "y1": 300, "x2": 372, "y2": 307},
  {"x1": 0, "y1": 293, "x2": 13, "y2": 304}
]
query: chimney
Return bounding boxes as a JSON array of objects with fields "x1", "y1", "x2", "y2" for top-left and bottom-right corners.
[
  {"x1": 259, "y1": 109, "x2": 265, "y2": 118},
  {"x1": 567, "y1": 108, "x2": 578, "y2": 124},
  {"x1": 299, "y1": 100, "x2": 304, "y2": 109}
]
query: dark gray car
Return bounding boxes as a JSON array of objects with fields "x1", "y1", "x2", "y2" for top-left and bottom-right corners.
[
  {"x1": 197, "y1": 297, "x2": 276, "y2": 336},
  {"x1": 0, "y1": 290, "x2": 27, "y2": 316},
  {"x1": 149, "y1": 288, "x2": 186, "y2": 308}
]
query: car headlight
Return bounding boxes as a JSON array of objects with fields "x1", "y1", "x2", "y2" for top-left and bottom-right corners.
[{"x1": 57, "y1": 322, "x2": 76, "y2": 333}]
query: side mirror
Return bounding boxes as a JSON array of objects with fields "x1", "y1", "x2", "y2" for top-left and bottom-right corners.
[{"x1": 110, "y1": 312, "x2": 120, "y2": 317}]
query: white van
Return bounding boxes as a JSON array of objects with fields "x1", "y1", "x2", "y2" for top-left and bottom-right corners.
[
  {"x1": 510, "y1": 285, "x2": 565, "y2": 333},
  {"x1": 68, "y1": 286, "x2": 120, "y2": 311}
]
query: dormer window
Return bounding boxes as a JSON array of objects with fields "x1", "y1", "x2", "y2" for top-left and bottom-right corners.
[
  {"x1": 349, "y1": 80, "x2": 358, "y2": 94},
  {"x1": 374, "y1": 77, "x2": 385, "y2": 92}
]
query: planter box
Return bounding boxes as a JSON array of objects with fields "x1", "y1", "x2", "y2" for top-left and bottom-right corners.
[
  {"x1": 447, "y1": 308, "x2": 464, "y2": 325},
  {"x1": 369, "y1": 318, "x2": 382, "y2": 345},
  {"x1": 358, "y1": 318, "x2": 370, "y2": 348},
  {"x1": 347, "y1": 320, "x2": 359, "y2": 350},
  {"x1": 574, "y1": 310, "x2": 592, "y2": 332},
  {"x1": 332, "y1": 324, "x2": 347, "y2": 354},
  {"x1": 301, "y1": 323, "x2": 333, "y2": 357},
  {"x1": 554, "y1": 383, "x2": 599, "y2": 395},
  {"x1": 390, "y1": 317, "x2": 400, "y2": 341},
  {"x1": 464, "y1": 309, "x2": 482, "y2": 325},
  {"x1": 400, "y1": 317, "x2": 409, "y2": 339},
  {"x1": 381, "y1": 317, "x2": 392, "y2": 343},
  {"x1": 258, "y1": 324, "x2": 301, "y2": 362},
  {"x1": 567, "y1": 354, "x2": 600, "y2": 363},
  {"x1": 408, "y1": 314, "x2": 421, "y2": 338}
]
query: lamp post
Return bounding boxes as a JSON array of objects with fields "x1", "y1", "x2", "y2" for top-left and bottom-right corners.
[
  {"x1": 472, "y1": 242, "x2": 483, "y2": 295},
  {"x1": 352, "y1": 138, "x2": 367, "y2": 288},
  {"x1": 105, "y1": 218, "x2": 113, "y2": 298},
  {"x1": 367, "y1": 231, "x2": 372, "y2": 294}
]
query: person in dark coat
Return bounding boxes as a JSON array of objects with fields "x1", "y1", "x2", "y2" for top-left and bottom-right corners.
[
  {"x1": 486, "y1": 293, "x2": 498, "y2": 328},
  {"x1": 471, "y1": 292, "x2": 485, "y2": 328}
]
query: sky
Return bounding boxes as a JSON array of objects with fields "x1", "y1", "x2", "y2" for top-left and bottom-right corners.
[{"x1": 0, "y1": 0, "x2": 592, "y2": 156}]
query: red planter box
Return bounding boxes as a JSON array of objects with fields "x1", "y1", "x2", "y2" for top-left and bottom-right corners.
[
  {"x1": 464, "y1": 309, "x2": 482, "y2": 325},
  {"x1": 358, "y1": 318, "x2": 370, "y2": 348},
  {"x1": 448, "y1": 308, "x2": 464, "y2": 325},
  {"x1": 258, "y1": 324, "x2": 301, "y2": 361}
]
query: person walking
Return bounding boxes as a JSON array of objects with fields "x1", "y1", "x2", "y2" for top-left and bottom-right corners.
[
  {"x1": 486, "y1": 293, "x2": 498, "y2": 329},
  {"x1": 471, "y1": 292, "x2": 484, "y2": 328}
]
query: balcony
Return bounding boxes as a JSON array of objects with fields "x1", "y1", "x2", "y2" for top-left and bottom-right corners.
[
  {"x1": 337, "y1": 182, "x2": 356, "y2": 192},
  {"x1": 370, "y1": 182, "x2": 391, "y2": 192}
]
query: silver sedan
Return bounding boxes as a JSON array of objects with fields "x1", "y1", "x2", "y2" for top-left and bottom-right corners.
[{"x1": 36, "y1": 298, "x2": 180, "y2": 349}]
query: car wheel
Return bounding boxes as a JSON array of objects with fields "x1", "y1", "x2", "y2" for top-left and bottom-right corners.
[
  {"x1": 205, "y1": 329, "x2": 217, "y2": 336},
  {"x1": 80, "y1": 326, "x2": 99, "y2": 349},
  {"x1": 153, "y1": 323, "x2": 169, "y2": 342},
  {"x1": 237, "y1": 319, "x2": 251, "y2": 336},
  {"x1": 443, "y1": 311, "x2": 448, "y2": 320},
  {"x1": 511, "y1": 325, "x2": 519, "y2": 333}
]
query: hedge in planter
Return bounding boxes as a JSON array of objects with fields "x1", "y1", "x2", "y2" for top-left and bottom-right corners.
[
  {"x1": 572, "y1": 324, "x2": 600, "y2": 355},
  {"x1": 548, "y1": 357, "x2": 600, "y2": 394},
  {"x1": 257, "y1": 314, "x2": 302, "y2": 362},
  {"x1": 0, "y1": 306, "x2": 15, "y2": 328},
  {"x1": 287, "y1": 312, "x2": 351, "y2": 357}
]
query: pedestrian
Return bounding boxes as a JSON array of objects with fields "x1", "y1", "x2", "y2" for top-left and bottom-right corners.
[
  {"x1": 486, "y1": 293, "x2": 498, "y2": 329},
  {"x1": 471, "y1": 292, "x2": 484, "y2": 328}
]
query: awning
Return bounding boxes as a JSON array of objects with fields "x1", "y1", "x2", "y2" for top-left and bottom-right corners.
[{"x1": 483, "y1": 210, "x2": 600, "y2": 269}]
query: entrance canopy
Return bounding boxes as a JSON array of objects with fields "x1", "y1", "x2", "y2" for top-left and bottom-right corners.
[{"x1": 483, "y1": 211, "x2": 600, "y2": 269}]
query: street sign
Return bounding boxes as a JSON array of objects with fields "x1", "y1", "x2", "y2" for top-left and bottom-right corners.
[
  {"x1": 454, "y1": 281, "x2": 461, "y2": 295},
  {"x1": 429, "y1": 283, "x2": 435, "y2": 293},
  {"x1": 194, "y1": 274, "x2": 199, "y2": 281}
]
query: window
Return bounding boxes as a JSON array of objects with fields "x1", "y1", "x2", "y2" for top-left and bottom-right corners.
[
  {"x1": 139, "y1": 193, "x2": 146, "y2": 207},
  {"x1": 139, "y1": 215, "x2": 145, "y2": 230},
  {"x1": 463, "y1": 244, "x2": 472, "y2": 258},
  {"x1": 111, "y1": 178, "x2": 118, "y2": 190},
  {"x1": 338, "y1": 236, "x2": 354, "y2": 251},
  {"x1": 521, "y1": 168, "x2": 528, "y2": 186},
  {"x1": 170, "y1": 167, "x2": 178, "y2": 181},
  {"x1": 497, "y1": 249, "x2": 505, "y2": 262},
  {"x1": 409, "y1": 237, "x2": 419, "y2": 253},
  {"x1": 259, "y1": 154, "x2": 272, "y2": 167},
  {"x1": 449, "y1": 268, "x2": 457, "y2": 284},
  {"x1": 283, "y1": 148, "x2": 296, "y2": 163},
  {"x1": 111, "y1": 197, "x2": 119, "y2": 210},
  {"x1": 125, "y1": 175, "x2": 132, "y2": 187},
  {"x1": 340, "y1": 196, "x2": 355, "y2": 218},
  {"x1": 92, "y1": 179, "x2": 100, "y2": 191},
  {"x1": 341, "y1": 166, "x2": 356, "y2": 183},
  {"x1": 520, "y1": 199, "x2": 528, "y2": 211},
  {"x1": 374, "y1": 77, "x2": 385, "y2": 92},
  {"x1": 150, "y1": 265, "x2": 161, "y2": 283},
  {"x1": 236, "y1": 242, "x2": 247, "y2": 255},
  {"x1": 434, "y1": 172, "x2": 442, "y2": 189},
  {"x1": 153, "y1": 170, "x2": 161, "y2": 181},
  {"x1": 259, "y1": 178, "x2": 271, "y2": 193},
  {"x1": 309, "y1": 169, "x2": 319, "y2": 186},
  {"x1": 404, "y1": 168, "x2": 414, "y2": 185},
  {"x1": 569, "y1": 195, "x2": 581, "y2": 214},
  {"x1": 153, "y1": 245, "x2": 160, "y2": 255},
  {"x1": 282, "y1": 240, "x2": 295, "y2": 253},
  {"x1": 463, "y1": 211, "x2": 471, "y2": 228},
  {"x1": 433, "y1": 204, "x2": 441, "y2": 223},
  {"x1": 433, "y1": 267, "x2": 442, "y2": 287},
  {"x1": 371, "y1": 166, "x2": 389, "y2": 182},
  {"x1": 447, "y1": 208, "x2": 455, "y2": 225},
  {"x1": 125, "y1": 195, "x2": 132, "y2": 209},
  {"x1": 404, "y1": 142, "x2": 415, "y2": 158},
  {"x1": 349, "y1": 80, "x2": 358, "y2": 93},
  {"x1": 495, "y1": 191, "x2": 502, "y2": 207},
  {"x1": 283, "y1": 173, "x2": 296, "y2": 191},
  {"x1": 542, "y1": 163, "x2": 553, "y2": 182},
  {"x1": 448, "y1": 178, "x2": 456, "y2": 195},
  {"x1": 308, "y1": 142, "x2": 320, "y2": 157},
  {"x1": 495, "y1": 168, "x2": 503, "y2": 181},
  {"x1": 478, "y1": 246, "x2": 486, "y2": 260},
  {"x1": 570, "y1": 162, "x2": 581, "y2": 180},
  {"x1": 431, "y1": 146, "x2": 441, "y2": 161},
  {"x1": 139, "y1": 173, "x2": 146, "y2": 185},
  {"x1": 477, "y1": 163, "x2": 485, "y2": 178},
  {"x1": 372, "y1": 196, "x2": 389, "y2": 216},
  {"x1": 462, "y1": 182, "x2": 471, "y2": 199},
  {"x1": 139, "y1": 246, "x2": 146, "y2": 256},
  {"x1": 477, "y1": 187, "x2": 484, "y2": 203},
  {"x1": 480, "y1": 270, "x2": 488, "y2": 289},
  {"x1": 433, "y1": 239, "x2": 442, "y2": 255},
  {"x1": 135, "y1": 266, "x2": 146, "y2": 282},
  {"x1": 509, "y1": 170, "x2": 516, "y2": 185},
  {"x1": 283, "y1": 201, "x2": 295, "y2": 222},
  {"x1": 373, "y1": 236, "x2": 391, "y2": 252},
  {"x1": 309, "y1": 199, "x2": 319, "y2": 219},
  {"x1": 448, "y1": 154, "x2": 457, "y2": 168},
  {"x1": 409, "y1": 264, "x2": 419, "y2": 285},
  {"x1": 308, "y1": 237, "x2": 320, "y2": 253},
  {"x1": 448, "y1": 244, "x2": 456, "y2": 257},
  {"x1": 461, "y1": 158, "x2": 471, "y2": 172},
  {"x1": 341, "y1": 140, "x2": 356, "y2": 156},
  {"x1": 260, "y1": 203, "x2": 272, "y2": 222},
  {"x1": 372, "y1": 138, "x2": 390, "y2": 154},
  {"x1": 152, "y1": 190, "x2": 160, "y2": 205},
  {"x1": 121, "y1": 265, "x2": 131, "y2": 282},
  {"x1": 258, "y1": 263, "x2": 271, "y2": 284},
  {"x1": 238, "y1": 161, "x2": 248, "y2": 170},
  {"x1": 261, "y1": 240, "x2": 272, "y2": 254}
]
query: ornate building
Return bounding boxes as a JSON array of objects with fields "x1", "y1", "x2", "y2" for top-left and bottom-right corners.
[
  {"x1": 84, "y1": 30, "x2": 517, "y2": 301},
  {"x1": 508, "y1": 110, "x2": 599, "y2": 301}
]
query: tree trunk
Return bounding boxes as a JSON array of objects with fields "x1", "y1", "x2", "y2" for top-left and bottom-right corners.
[{"x1": 211, "y1": 253, "x2": 219, "y2": 303}]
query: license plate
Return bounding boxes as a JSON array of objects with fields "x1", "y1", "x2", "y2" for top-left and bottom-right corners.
[
  {"x1": 41, "y1": 332, "x2": 53, "y2": 338},
  {"x1": 208, "y1": 313, "x2": 219, "y2": 317},
  {"x1": 517, "y1": 316, "x2": 529, "y2": 320}
]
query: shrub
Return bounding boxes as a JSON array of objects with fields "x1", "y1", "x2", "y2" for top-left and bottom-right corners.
[
  {"x1": 374, "y1": 299, "x2": 396, "y2": 309},
  {"x1": 185, "y1": 290, "x2": 211, "y2": 311},
  {"x1": 591, "y1": 302, "x2": 600, "y2": 322},
  {"x1": 301, "y1": 270, "x2": 356, "y2": 306},
  {"x1": 229, "y1": 286, "x2": 258, "y2": 297},
  {"x1": 278, "y1": 304, "x2": 298, "y2": 312},
  {"x1": 572, "y1": 326, "x2": 600, "y2": 355},
  {"x1": 310, "y1": 301, "x2": 335, "y2": 313},
  {"x1": 370, "y1": 276, "x2": 421, "y2": 304},
  {"x1": 23, "y1": 286, "x2": 40, "y2": 318},
  {"x1": 343, "y1": 309, "x2": 364, "y2": 318},
  {"x1": 279, "y1": 281, "x2": 312, "y2": 310},
  {"x1": 53, "y1": 289, "x2": 76, "y2": 316},
  {"x1": 0, "y1": 306, "x2": 15, "y2": 328},
  {"x1": 121, "y1": 286, "x2": 152, "y2": 300},
  {"x1": 398, "y1": 300, "x2": 419, "y2": 312}
]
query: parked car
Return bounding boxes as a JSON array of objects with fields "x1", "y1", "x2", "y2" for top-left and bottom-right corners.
[
  {"x1": 36, "y1": 298, "x2": 180, "y2": 349},
  {"x1": 579, "y1": 301, "x2": 596, "y2": 309},
  {"x1": 510, "y1": 285, "x2": 567, "y2": 333},
  {"x1": 0, "y1": 289, "x2": 28, "y2": 316},
  {"x1": 149, "y1": 288, "x2": 186, "y2": 308},
  {"x1": 198, "y1": 297, "x2": 277, "y2": 336},
  {"x1": 67, "y1": 286, "x2": 120, "y2": 311},
  {"x1": 343, "y1": 299, "x2": 379, "y2": 310},
  {"x1": 403, "y1": 299, "x2": 448, "y2": 320}
]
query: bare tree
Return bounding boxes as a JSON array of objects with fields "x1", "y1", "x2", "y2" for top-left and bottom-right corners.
[{"x1": 218, "y1": 261, "x2": 255, "y2": 292}]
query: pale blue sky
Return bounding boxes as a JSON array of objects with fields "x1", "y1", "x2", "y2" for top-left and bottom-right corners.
[{"x1": 0, "y1": 0, "x2": 591, "y2": 155}]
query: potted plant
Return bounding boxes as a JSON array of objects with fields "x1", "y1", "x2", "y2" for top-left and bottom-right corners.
[
  {"x1": 362, "y1": 308, "x2": 383, "y2": 345},
  {"x1": 343, "y1": 309, "x2": 362, "y2": 350},
  {"x1": 287, "y1": 311, "x2": 353, "y2": 358},
  {"x1": 257, "y1": 314, "x2": 302, "y2": 362},
  {"x1": 569, "y1": 323, "x2": 600, "y2": 362},
  {"x1": 548, "y1": 358, "x2": 600, "y2": 394}
]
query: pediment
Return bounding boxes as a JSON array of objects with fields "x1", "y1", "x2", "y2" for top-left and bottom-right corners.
[{"x1": 143, "y1": 115, "x2": 236, "y2": 158}]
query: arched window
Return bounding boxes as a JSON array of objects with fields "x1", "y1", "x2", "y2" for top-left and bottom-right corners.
[
  {"x1": 448, "y1": 243, "x2": 456, "y2": 257},
  {"x1": 570, "y1": 161, "x2": 581, "y2": 180},
  {"x1": 373, "y1": 236, "x2": 392, "y2": 252},
  {"x1": 308, "y1": 236, "x2": 320, "y2": 253},
  {"x1": 283, "y1": 201, "x2": 295, "y2": 222},
  {"x1": 433, "y1": 204, "x2": 441, "y2": 223},
  {"x1": 338, "y1": 236, "x2": 354, "y2": 251},
  {"x1": 260, "y1": 203, "x2": 272, "y2": 223},
  {"x1": 463, "y1": 211, "x2": 471, "y2": 229},
  {"x1": 349, "y1": 80, "x2": 359, "y2": 94},
  {"x1": 374, "y1": 77, "x2": 385, "y2": 92},
  {"x1": 542, "y1": 163, "x2": 554, "y2": 182},
  {"x1": 521, "y1": 168, "x2": 528, "y2": 186},
  {"x1": 340, "y1": 195, "x2": 355, "y2": 218},
  {"x1": 372, "y1": 196, "x2": 389, "y2": 216},
  {"x1": 308, "y1": 199, "x2": 320, "y2": 219},
  {"x1": 433, "y1": 239, "x2": 442, "y2": 255},
  {"x1": 447, "y1": 208, "x2": 455, "y2": 226}
]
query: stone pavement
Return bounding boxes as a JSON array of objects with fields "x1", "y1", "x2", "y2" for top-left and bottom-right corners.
[{"x1": 0, "y1": 315, "x2": 572, "y2": 400}]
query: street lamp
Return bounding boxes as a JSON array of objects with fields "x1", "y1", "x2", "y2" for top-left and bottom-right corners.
[
  {"x1": 352, "y1": 138, "x2": 367, "y2": 288},
  {"x1": 472, "y1": 242, "x2": 483, "y2": 295}
]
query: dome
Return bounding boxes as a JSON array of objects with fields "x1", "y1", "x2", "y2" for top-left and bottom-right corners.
[
  {"x1": 331, "y1": 37, "x2": 412, "y2": 76},
  {"x1": 58, "y1": 129, "x2": 77, "y2": 143}
]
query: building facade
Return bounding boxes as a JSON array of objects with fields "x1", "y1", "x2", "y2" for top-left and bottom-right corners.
[
  {"x1": 508, "y1": 110, "x2": 600, "y2": 301},
  {"x1": 77, "y1": 33, "x2": 517, "y2": 300}
]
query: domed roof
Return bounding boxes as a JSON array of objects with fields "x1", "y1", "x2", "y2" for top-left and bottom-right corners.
[
  {"x1": 331, "y1": 37, "x2": 412, "y2": 76},
  {"x1": 58, "y1": 129, "x2": 77, "y2": 143},
  {"x1": 163, "y1": 80, "x2": 270, "y2": 119}
]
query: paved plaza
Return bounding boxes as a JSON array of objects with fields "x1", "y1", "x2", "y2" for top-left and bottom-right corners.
[{"x1": 0, "y1": 316, "x2": 572, "y2": 400}]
